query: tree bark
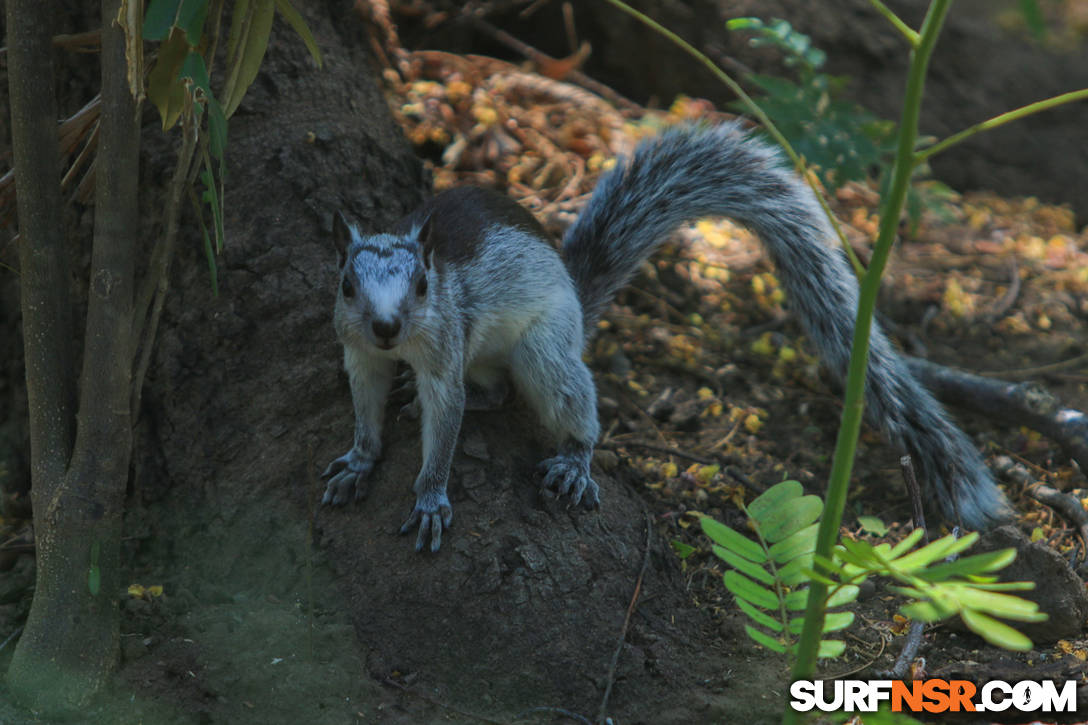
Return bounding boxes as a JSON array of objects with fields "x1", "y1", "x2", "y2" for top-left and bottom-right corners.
[
  {"x1": 7, "y1": 0, "x2": 140, "y2": 712},
  {"x1": 5, "y1": 0, "x2": 75, "y2": 493}
]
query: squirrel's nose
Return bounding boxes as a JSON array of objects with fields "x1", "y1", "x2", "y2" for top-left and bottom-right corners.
[{"x1": 372, "y1": 318, "x2": 402, "y2": 342}]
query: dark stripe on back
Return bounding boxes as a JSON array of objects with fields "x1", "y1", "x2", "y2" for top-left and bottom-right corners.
[{"x1": 394, "y1": 186, "x2": 551, "y2": 264}]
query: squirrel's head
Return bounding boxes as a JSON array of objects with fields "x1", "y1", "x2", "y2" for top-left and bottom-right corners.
[{"x1": 332, "y1": 211, "x2": 434, "y2": 352}]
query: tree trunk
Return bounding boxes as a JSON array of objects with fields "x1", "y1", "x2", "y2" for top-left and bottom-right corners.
[
  {"x1": 4, "y1": 0, "x2": 75, "y2": 493},
  {"x1": 4, "y1": 0, "x2": 78, "y2": 706},
  {"x1": 6, "y1": 0, "x2": 140, "y2": 712}
]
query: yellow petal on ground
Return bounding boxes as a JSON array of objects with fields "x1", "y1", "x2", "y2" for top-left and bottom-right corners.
[{"x1": 696, "y1": 464, "x2": 720, "y2": 485}]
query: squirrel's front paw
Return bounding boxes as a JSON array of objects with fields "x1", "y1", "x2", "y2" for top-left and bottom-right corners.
[
  {"x1": 539, "y1": 454, "x2": 600, "y2": 509},
  {"x1": 320, "y1": 450, "x2": 375, "y2": 505},
  {"x1": 399, "y1": 492, "x2": 452, "y2": 553}
]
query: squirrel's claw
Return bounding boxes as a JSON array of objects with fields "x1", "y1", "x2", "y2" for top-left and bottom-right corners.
[
  {"x1": 391, "y1": 369, "x2": 417, "y2": 397},
  {"x1": 391, "y1": 369, "x2": 420, "y2": 419},
  {"x1": 539, "y1": 455, "x2": 600, "y2": 510},
  {"x1": 398, "y1": 397, "x2": 421, "y2": 420},
  {"x1": 321, "y1": 450, "x2": 375, "y2": 505},
  {"x1": 399, "y1": 492, "x2": 453, "y2": 552}
]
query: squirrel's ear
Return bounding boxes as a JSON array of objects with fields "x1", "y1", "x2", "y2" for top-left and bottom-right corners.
[
  {"x1": 332, "y1": 211, "x2": 353, "y2": 268},
  {"x1": 417, "y1": 212, "x2": 436, "y2": 262}
]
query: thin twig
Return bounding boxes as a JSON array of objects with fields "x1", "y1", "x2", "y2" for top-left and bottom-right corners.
[
  {"x1": 629, "y1": 354, "x2": 723, "y2": 392},
  {"x1": 0, "y1": 626, "x2": 23, "y2": 654},
  {"x1": 204, "y1": 0, "x2": 226, "y2": 78},
  {"x1": 883, "y1": 529, "x2": 970, "y2": 679},
  {"x1": 470, "y1": 15, "x2": 586, "y2": 78},
  {"x1": 517, "y1": 0, "x2": 552, "y2": 19},
  {"x1": 381, "y1": 677, "x2": 507, "y2": 724},
  {"x1": 599, "y1": 440, "x2": 713, "y2": 465},
  {"x1": 597, "y1": 510, "x2": 652, "y2": 723},
  {"x1": 130, "y1": 115, "x2": 201, "y2": 418},
  {"x1": 884, "y1": 465, "x2": 943, "y2": 681},
  {"x1": 512, "y1": 706, "x2": 594, "y2": 725},
  {"x1": 823, "y1": 632, "x2": 887, "y2": 678},
  {"x1": 562, "y1": 1, "x2": 578, "y2": 54},
  {"x1": 978, "y1": 352, "x2": 1088, "y2": 380},
  {"x1": 711, "y1": 418, "x2": 744, "y2": 450},
  {"x1": 60, "y1": 121, "x2": 100, "y2": 193},
  {"x1": 984, "y1": 257, "x2": 1020, "y2": 322},
  {"x1": 471, "y1": 14, "x2": 640, "y2": 112},
  {"x1": 723, "y1": 465, "x2": 766, "y2": 494},
  {"x1": 898, "y1": 455, "x2": 927, "y2": 538}
]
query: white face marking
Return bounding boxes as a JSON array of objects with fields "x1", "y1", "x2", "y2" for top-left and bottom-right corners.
[
  {"x1": 345, "y1": 232, "x2": 424, "y2": 316},
  {"x1": 336, "y1": 228, "x2": 430, "y2": 352},
  {"x1": 362, "y1": 266, "x2": 412, "y2": 322}
]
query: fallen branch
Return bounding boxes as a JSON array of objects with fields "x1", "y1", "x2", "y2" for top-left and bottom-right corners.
[
  {"x1": 1027, "y1": 485, "x2": 1088, "y2": 557},
  {"x1": 906, "y1": 356, "x2": 1088, "y2": 473}
]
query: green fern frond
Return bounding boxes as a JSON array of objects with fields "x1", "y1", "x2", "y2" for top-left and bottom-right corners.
[
  {"x1": 701, "y1": 479, "x2": 1045, "y2": 657},
  {"x1": 701, "y1": 480, "x2": 855, "y2": 656}
]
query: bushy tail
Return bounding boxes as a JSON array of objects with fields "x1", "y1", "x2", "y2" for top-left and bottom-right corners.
[{"x1": 562, "y1": 122, "x2": 1013, "y2": 529}]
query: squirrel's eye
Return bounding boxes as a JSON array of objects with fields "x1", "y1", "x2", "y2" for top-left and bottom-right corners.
[
  {"x1": 416, "y1": 275, "x2": 428, "y2": 297},
  {"x1": 341, "y1": 277, "x2": 354, "y2": 299}
]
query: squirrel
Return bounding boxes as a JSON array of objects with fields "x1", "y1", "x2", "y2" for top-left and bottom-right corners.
[{"x1": 321, "y1": 122, "x2": 1013, "y2": 552}]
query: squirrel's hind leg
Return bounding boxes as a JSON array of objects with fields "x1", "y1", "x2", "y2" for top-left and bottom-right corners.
[{"x1": 510, "y1": 323, "x2": 601, "y2": 509}]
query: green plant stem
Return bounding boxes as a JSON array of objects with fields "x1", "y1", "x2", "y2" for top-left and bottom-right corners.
[
  {"x1": 131, "y1": 111, "x2": 201, "y2": 417},
  {"x1": 784, "y1": 3, "x2": 951, "y2": 722},
  {"x1": 916, "y1": 88, "x2": 1088, "y2": 164},
  {"x1": 869, "y1": 0, "x2": 920, "y2": 47},
  {"x1": 598, "y1": 0, "x2": 863, "y2": 278}
]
